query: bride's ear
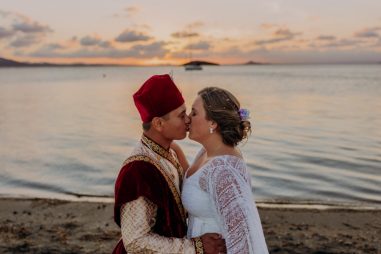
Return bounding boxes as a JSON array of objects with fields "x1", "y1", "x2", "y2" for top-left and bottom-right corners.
[{"x1": 210, "y1": 121, "x2": 218, "y2": 130}]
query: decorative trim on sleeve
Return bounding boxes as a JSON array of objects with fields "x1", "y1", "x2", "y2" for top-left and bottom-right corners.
[{"x1": 192, "y1": 237, "x2": 204, "y2": 254}]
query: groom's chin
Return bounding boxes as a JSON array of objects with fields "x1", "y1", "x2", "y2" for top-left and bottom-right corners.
[
  {"x1": 187, "y1": 132, "x2": 195, "y2": 141},
  {"x1": 174, "y1": 132, "x2": 187, "y2": 140}
]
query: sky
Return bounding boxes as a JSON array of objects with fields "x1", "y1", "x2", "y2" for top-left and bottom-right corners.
[{"x1": 1, "y1": 0, "x2": 381, "y2": 65}]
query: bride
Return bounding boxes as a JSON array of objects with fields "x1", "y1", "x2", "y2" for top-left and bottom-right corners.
[{"x1": 180, "y1": 87, "x2": 268, "y2": 254}]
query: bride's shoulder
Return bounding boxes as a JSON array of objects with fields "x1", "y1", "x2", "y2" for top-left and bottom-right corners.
[
  {"x1": 208, "y1": 154, "x2": 245, "y2": 167},
  {"x1": 202, "y1": 155, "x2": 246, "y2": 178},
  {"x1": 199, "y1": 155, "x2": 249, "y2": 191}
]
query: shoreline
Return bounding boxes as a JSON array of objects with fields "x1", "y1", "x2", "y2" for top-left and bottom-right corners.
[
  {"x1": 2, "y1": 194, "x2": 380, "y2": 209},
  {"x1": 0, "y1": 198, "x2": 380, "y2": 254}
]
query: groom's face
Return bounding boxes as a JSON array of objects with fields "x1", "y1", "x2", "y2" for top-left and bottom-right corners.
[{"x1": 160, "y1": 104, "x2": 190, "y2": 140}]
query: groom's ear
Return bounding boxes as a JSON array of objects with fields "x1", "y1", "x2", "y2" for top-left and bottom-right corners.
[{"x1": 151, "y1": 117, "x2": 164, "y2": 132}]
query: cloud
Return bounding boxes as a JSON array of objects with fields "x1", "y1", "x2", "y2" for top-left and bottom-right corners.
[
  {"x1": 0, "y1": 10, "x2": 12, "y2": 18},
  {"x1": 260, "y1": 23, "x2": 278, "y2": 30},
  {"x1": 322, "y1": 39, "x2": 359, "y2": 48},
  {"x1": 254, "y1": 37, "x2": 292, "y2": 46},
  {"x1": 171, "y1": 22, "x2": 204, "y2": 40},
  {"x1": 27, "y1": 43, "x2": 66, "y2": 56},
  {"x1": 130, "y1": 42, "x2": 168, "y2": 58},
  {"x1": 9, "y1": 35, "x2": 40, "y2": 48},
  {"x1": 0, "y1": 11, "x2": 52, "y2": 47},
  {"x1": 316, "y1": 35, "x2": 336, "y2": 41},
  {"x1": 44, "y1": 43, "x2": 66, "y2": 50},
  {"x1": 274, "y1": 28, "x2": 299, "y2": 37},
  {"x1": 254, "y1": 28, "x2": 301, "y2": 46},
  {"x1": 184, "y1": 41, "x2": 211, "y2": 50},
  {"x1": 0, "y1": 26, "x2": 14, "y2": 39},
  {"x1": 171, "y1": 31, "x2": 199, "y2": 38},
  {"x1": 99, "y1": 41, "x2": 112, "y2": 48},
  {"x1": 80, "y1": 35, "x2": 101, "y2": 46},
  {"x1": 185, "y1": 21, "x2": 204, "y2": 30},
  {"x1": 374, "y1": 38, "x2": 381, "y2": 47},
  {"x1": 12, "y1": 21, "x2": 52, "y2": 34},
  {"x1": 125, "y1": 6, "x2": 139, "y2": 16},
  {"x1": 28, "y1": 41, "x2": 168, "y2": 59},
  {"x1": 115, "y1": 29, "x2": 152, "y2": 43},
  {"x1": 354, "y1": 27, "x2": 381, "y2": 38},
  {"x1": 79, "y1": 35, "x2": 111, "y2": 48},
  {"x1": 113, "y1": 6, "x2": 140, "y2": 18}
]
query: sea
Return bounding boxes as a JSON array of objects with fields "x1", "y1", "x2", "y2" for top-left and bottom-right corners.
[{"x1": 0, "y1": 65, "x2": 380, "y2": 207}]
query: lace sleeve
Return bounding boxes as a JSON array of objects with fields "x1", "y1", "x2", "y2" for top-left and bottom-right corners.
[{"x1": 201, "y1": 157, "x2": 268, "y2": 254}]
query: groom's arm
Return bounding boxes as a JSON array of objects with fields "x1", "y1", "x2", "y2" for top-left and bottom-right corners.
[{"x1": 120, "y1": 196, "x2": 196, "y2": 254}]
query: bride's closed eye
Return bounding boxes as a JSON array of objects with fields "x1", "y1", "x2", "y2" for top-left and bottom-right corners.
[{"x1": 190, "y1": 110, "x2": 197, "y2": 117}]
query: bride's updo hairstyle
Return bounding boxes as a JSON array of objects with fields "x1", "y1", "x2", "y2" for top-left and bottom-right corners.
[{"x1": 198, "y1": 87, "x2": 251, "y2": 146}]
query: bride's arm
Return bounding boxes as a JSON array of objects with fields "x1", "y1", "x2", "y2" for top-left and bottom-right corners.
[
  {"x1": 170, "y1": 141, "x2": 189, "y2": 172},
  {"x1": 205, "y1": 162, "x2": 268, "y2": 254}
]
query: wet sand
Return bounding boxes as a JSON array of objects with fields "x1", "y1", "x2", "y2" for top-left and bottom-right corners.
[{"x1": 0, "y1": 198, "x2": 380, "y2": 254}]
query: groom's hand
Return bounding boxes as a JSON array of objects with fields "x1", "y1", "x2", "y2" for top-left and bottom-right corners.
[{"x1": 200, "y1": 233, "x2": 226, "y2": 254}]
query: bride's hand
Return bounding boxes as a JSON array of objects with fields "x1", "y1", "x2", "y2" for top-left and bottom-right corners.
[{"x1": 200, "y1": 233, "x2": 226, "y2": 254}]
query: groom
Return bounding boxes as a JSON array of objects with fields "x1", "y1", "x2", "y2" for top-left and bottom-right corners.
[{"x1": 113, "y1": 74, "x2": 226, "y2": 254}]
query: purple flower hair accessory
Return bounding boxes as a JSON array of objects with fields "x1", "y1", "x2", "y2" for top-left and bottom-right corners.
[{"x1": 238, "y1": 108, "x2": 250, "y2": 121}]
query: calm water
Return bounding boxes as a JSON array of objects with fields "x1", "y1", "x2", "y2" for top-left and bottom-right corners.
[{"x1": 0, "y1": 65, "x2": 380, "y2": 206}]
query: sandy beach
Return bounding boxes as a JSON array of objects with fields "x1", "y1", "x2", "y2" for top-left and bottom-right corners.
[{"x1": 0, "y1": 198, "x2": 379, "y2": 254}]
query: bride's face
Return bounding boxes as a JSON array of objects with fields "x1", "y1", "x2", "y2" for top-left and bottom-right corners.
[{"x1": 188, "y1": 96, "x2": 212, "y2": 142}]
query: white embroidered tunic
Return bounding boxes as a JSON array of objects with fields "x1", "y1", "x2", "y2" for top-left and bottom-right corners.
[{"x1": 182, "y1": 151, "x2": 269, "y2": 254}]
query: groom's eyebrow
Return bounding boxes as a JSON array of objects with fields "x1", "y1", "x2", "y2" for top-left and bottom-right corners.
[{"x1": 178, "y1": 109, "x2": 186, "y2": 117}]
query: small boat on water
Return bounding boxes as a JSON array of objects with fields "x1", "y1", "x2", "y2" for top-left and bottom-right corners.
[{"x1": 184, "y1": 64, "x2": 203, "y2": 71}]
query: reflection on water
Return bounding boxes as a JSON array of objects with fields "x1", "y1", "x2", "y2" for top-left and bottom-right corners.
[{"x1": 0, "y1": 65, "x2": 380, "y2": 206}]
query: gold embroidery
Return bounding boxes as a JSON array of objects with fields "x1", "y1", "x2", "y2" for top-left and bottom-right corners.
[
  {"x1": 123, "y1": 154, "x2": 187, "y2": 225},
  {"x1": 141, "y1": 135, "x2": 184, "y2": 186},
  {"x1": 192, "y1": 237, "x2": 204, "y2": 254}
]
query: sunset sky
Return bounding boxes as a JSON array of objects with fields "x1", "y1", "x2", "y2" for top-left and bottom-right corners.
[{"x1": 1, "y1": 0, "x2": 381, "y2": 65}]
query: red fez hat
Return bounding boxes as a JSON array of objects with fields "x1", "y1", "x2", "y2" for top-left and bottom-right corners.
[{"x1": 133, "y1": 74, "x2": 185, "y2": 123}]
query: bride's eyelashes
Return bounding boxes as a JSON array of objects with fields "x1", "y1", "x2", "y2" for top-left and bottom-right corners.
[{"x1": 190, "y1": 109, "x2": 197, "y2": 117}]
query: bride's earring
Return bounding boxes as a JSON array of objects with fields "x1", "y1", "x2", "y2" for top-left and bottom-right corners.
[{"x1": 209, "y1": 127, "x2": 214, "y2": 134}]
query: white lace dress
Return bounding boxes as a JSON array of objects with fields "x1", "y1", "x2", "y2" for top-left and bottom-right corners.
[{"x1": 181, "y1": 151, "x2": 268, "y2": 254}]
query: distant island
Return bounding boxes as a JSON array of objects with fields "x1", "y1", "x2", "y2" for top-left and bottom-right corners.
[
  {"x1": 0, "y1": 57, "x2": 34, "y2": 67},
  {"x1": 0, "y1": 57, "x2": 116, "y2": 68},
  {"x1": 183, "y1": 60, "x2": 219, "y2": 66},
  {"x1": 244, "y1": 60, "x2": 265, "y2": 65}
]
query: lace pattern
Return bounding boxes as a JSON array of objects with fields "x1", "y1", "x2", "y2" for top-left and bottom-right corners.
[{"x1": 199, "y1": 156, "x2": 268, "y2": 254}]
